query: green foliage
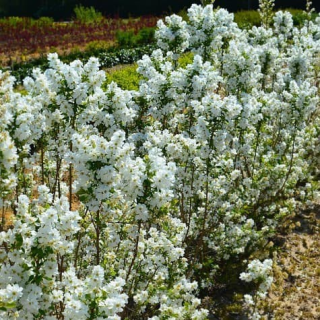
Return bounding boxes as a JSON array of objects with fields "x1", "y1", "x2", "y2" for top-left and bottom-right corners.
[
  {"x1": 3, "y1": 16, "x2": 24, "y2": 26},
  {"x1": 201, "y1": 0, "x2": 216, "y2": 6},
  {"x1": 0, "y1": 301, "x2": 16, "y2": 311},
  {"x1": 98, "y1": 45, "x2": 156, "y2": 68},
  {"x1": 136, "y1": 27, "x2": 155, "y2": 45},
  {"x1": 73, "y1": 5, "x2": 103, "y2": 24},
  {"x1": 2, "y1": 45, "x2": 155, "y2": 84},
  {"x1": 177, "y1": 8, "x2": 189, "y2": 22},
  {"x1": 0, "y1": 16, "x2": 54, "y2": 28},
  {"x1": 102, "y1": 51, "x2": 193, "y2": 92},
  {"x1": 104, "y1": 64, "x2": 142, "y2": 91},
  {"x1": 234, "y1": 8, "x2": 317, "y2": 29},
  {"x1": 285, "y1": 9, "x2": 307, "y2": 26},
  {"x1": 285, "y1": 8, "x2": 317, "y2": 26},
  {"x1": 178, "y1": 52, "x2": 194, "y2": 68},
  {"x1": 116, "y1": 30, "x2": 136, "y2": 47},
  {"x1": 116, "y1": 27, "x2": 155, "y2": 48},
  {"x1": 36, "y1": 16, "x2": 54, "y2": 27},
  {"x1": 234, "y1": 10, "x2": 261, "y2": 29},
  {"x1": 85, "y1": 40, "x2": 112, "y2": 55}
]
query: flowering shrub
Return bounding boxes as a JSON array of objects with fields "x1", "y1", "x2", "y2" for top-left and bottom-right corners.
[
  {"x1": 258, "y1": 0, "x2": 275, "y2": 28},
  {"x1": 240, "y1": 259, "x2": 273, "y2": 318},
  {"x1": 0, "y1": 3, "x2": 320, "y2": 319},
  {"x1": 0, "y1": 71, "x2": 18, "y2": 219}
]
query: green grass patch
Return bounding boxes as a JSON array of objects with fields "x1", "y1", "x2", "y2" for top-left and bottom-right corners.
[
  {"x1": 104, "y1": 64, "x2": 142, "y2": 91},
  {"x1": 103, "y1": 52, "x2": 195, "y2": 91}
]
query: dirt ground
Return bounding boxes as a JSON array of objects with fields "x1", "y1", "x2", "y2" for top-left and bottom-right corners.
[
  {"x1": 263, "y1": 205, "x2": 320, "y2": 319},
  {"x1": 204, "y1": 204, "x2": 320, "y2": 320}
]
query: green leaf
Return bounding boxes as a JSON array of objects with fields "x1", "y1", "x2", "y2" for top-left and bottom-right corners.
[
  {"x1": 0, "y1": 301, "x2": 17, "y2": 309},
  {"x1": 15, "y1": 234, "x2": 23, "y2": 249}
]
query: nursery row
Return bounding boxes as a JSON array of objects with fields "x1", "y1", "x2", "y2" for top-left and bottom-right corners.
[
  {"x1": 0, "y1": 2, "x2": 320, "y2": 319},
  {"x1": 1, "y1": 7, "x2": 317, "y2": 69},
  {"x1": 0, "y1": 15, "x2": 158, "y2": 66},
  {"x1": 4, "y1": 45, "x2": 156, "y2": 84}
]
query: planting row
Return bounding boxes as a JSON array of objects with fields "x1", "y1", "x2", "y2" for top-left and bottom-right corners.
[
  {"x1": 4, "y1": 45, "x2": 156, "y2": 84},
  {"x1": 1, "y1": 6, "x2": 317, "y2": 69},
  {"x1": 0, "y1": 15, "x2": 158, "y2": 66}
]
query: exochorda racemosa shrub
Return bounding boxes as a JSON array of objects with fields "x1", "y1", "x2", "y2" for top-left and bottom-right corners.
[
  {"x1": 0, "y1": 72, "x2": 18, "y2": 222},
  {"x1": 0, "y1": 3, "x2": 320, "y2": 319}
]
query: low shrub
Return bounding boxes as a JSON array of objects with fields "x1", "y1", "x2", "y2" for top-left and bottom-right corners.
[
  {"x1": 36, "y1": 16, "x2": 54, "y2": 27},
  {"x1": 99, "y1": 45, "x2": 155, "y2": 66},
  {"x1": 234, "y1": 10, "x2": 261, "y2": 29},
  {"x1": 0, "y1": 15, "x2": 159, "y2": 66},
  {"x1": 116, "y1": 27, "x2": 156, "y2": 47},
  {"x1": 104, "y1": 64, "x2": 142, "y2": 90},
  {"x1": 285, "y1": 8, "x2": 317, "y2": 26},
  {"x1": 85, "y1": 40, "x2": 113, "y2": 55},
  {"x1": 73, "y1": 4, "x2": 103, "y2": 24},
  {"x1": 234, "y1": 8, "x2": 317, "y2": 29},
  {"x1": 136, "y1": 27, "x2": 155, "y2": 45},
  {"x1": 1, "y1": 45, "x2": 156, "y2": 83},
  {"x1": 116, "y1": 30, "x2": 136, "y2": 47},
  {"x1": 3, "y1": 16, "x2": 25, "y2": 27}
]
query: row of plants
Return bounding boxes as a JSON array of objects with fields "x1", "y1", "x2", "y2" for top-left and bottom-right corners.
[
  {"x1": 1, "y1": 4, "x2": 316, "y2": 80},
  {"x1": 3, "y1": 45, "x2": 156, "y2": 84},
  {"x1": 0, "y1": 1, "x2": 320, "y2": 319},
  {"x1": 1, "y1": 4, "x2": 316, "y2": 64},
  {"x1": 0, "y1": 13, "x2": 158, "y2": 66}
]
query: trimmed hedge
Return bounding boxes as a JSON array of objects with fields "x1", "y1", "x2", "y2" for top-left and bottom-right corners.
[{"x1": 1, "y1": 45, "x2": 156, "y2": 84}]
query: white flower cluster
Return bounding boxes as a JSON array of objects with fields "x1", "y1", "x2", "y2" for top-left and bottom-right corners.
[
  {"x1": 240, "y1": 259, "x2": 273, "y2": 298},
  {"x1": 240, "y1": 259, "x2": 273, "y2": 319},
  {"x1": 156, "y1": 15, "x2": 190, "y2": 59},
  {"x1": 258, "y1": 0, "x2": 275, "y2": 28},
  {"x1": 0, "y1": 71, "x2": 18, "y2": 208},
  {"x1": 0, "y1": 192, "x2": 127, "y2": 320},
  {"x1": 0, "y1": 3, "x2": 319, "y2": 319}
]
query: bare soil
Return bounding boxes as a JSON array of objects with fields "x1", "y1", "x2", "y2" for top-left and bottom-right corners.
[{"x1": 263, "y1": 205, "x2": 320, "y2": 319}]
